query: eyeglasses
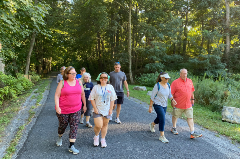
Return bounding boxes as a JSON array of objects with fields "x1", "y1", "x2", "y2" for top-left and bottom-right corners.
[
  {"x1": 165, "y1": 78, "x2": 169, "y2": 80},
  {"x1": 100, "y1": 77, "x2": 108, "y2": 80},
  {"x1": 68, "y1": 73, "x2": 77, "y2": 75}
]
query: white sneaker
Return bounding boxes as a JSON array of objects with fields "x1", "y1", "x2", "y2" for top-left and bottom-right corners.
[
  {"x1": 80, "y1": 118, "x2": 84, "y2": 124},
  {"x1": 149, "y1": 123, "x2": 155, "y2": 133},
  {"x1": 101, "y1": 138, "x2": 107, "y2": 148},
  {"x1": 115, "y1": 118, "x2": 121, "y2": 124},
  {"x1": 93, "y1": 135, "x2": 99, "y2": 146},
  {"x1": 159, "y1": 135, "x2": 169, "y2": 143}
]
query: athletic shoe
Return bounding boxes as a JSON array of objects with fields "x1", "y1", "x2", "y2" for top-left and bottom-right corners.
[
  {"x1": 80, "y1": 118, "x2": 84, "y2": 124},
  {"x1": 159, "y1": 135, "x2": 169, "y2": 143},
  {"x1": 69, "y1": 145, "x2": 79, "y2": 154},
  {"x1": 171, "y1": 128, "x2": 179, "y2": 135},
  {"x1": 115, "y1": 118, "x2": 121, "y2": 124},
  {"x1": 190, "y1": 132, "x2": 202, "y2": 139},
  {"x1": 149, "y1": 123, "x2": 155, "y2": 133},
  {"x1": 93, "y1": 136, "x2": 99, "y2": 147},
  {"x1": 56, "y1": 136, "x2": 62, "y2": 146},
  {"x1": 86, "y1": 122, "x2": 92, "y2": 128},
  {"x1": 101, "y1": 139, "x2": 107, "y2": 148}
]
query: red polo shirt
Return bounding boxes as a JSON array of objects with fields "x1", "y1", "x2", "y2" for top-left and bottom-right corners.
[{"x1": 171, "y1": 78, "x2": 195, "y2": 109}]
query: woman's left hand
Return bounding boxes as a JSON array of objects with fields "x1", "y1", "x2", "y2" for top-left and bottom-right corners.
[
  {"x1": 108, "y1": 109, "x2": 113, "y2": 116},
  {"x1": 83, "y1": 105, "x2": 87, "y2": 113}
]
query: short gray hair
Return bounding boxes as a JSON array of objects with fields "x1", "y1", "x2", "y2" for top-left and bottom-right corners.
[
  {"x1": 82, "y1": 72, "x2": 91, "y2": 83},
  {"x1": 180, "y1": 68, "x2": 187, "y2": 73}
]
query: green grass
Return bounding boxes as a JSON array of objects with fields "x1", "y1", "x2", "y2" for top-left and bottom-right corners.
[{"x1": 126, "y1": 84, "x2": 240, "y2": 143}]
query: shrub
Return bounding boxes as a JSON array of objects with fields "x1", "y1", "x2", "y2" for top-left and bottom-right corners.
[
  {"x1": 30, "y1": 72, "x2": 41, "y2": 84},
  {"x1": 0, "y1": 72, "x2": 34, "y2": 106},
  {"x1": 136, "y1": 71, "x2": 240, "y2": 112}
]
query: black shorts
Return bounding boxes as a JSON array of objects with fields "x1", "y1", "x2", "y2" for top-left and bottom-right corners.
[{"x1": 114, "y1": 92, "x2": 124, "y2": 104}]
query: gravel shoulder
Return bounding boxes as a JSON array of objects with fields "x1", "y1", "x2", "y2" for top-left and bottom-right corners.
[
  {"x1": 0, "y1": 78, "x2": 52, "y2": 159},
  {"x1": 14, "y1": 79, "x2": 240, "y2": 159}
]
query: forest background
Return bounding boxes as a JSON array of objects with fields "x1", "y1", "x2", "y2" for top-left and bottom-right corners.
[{"x1": 1, "y1": 0, "x2": 240, "y2": 78}]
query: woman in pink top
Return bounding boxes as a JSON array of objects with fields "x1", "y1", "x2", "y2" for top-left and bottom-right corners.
[{"x1": 55, "y1": 66, "x2": 86, "y2": 155}]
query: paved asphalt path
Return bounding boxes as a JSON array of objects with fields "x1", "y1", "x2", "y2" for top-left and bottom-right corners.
[{"x1": 16, "y1": 77, "x2": 240, "y2": 159}]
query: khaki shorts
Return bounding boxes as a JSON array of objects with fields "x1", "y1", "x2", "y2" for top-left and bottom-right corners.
[{"x1": 172, "y1": 107, "x2": 193, "y2": 119}]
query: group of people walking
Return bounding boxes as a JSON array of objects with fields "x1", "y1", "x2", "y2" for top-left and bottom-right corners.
[
  {"x1": 55, "y1": 62, "x2": 129, "y2": 154},
  {"x1": 55, "y1": 63, "x2": 202, "y2": 155}
]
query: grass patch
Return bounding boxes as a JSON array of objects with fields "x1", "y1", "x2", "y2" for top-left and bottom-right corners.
[
  {"x1": 3, "y1": 125, "x2": 25, "y2": 159},
  {"x1": 126, "y1": 84, "x2": 240, "y2": 143},
  {"x1": 1, "y1": 78, "x2": 51, "y2": 158}
]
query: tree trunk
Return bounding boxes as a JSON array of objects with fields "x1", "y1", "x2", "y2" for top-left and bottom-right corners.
[
  {"x1": 225, "y1": 0, "x2": 230, "y2": 66},
  {"x1": 25, "y1": 32, "x2": 36, "y2": 75},
  {"x1": 128, "y1": 1, "x2": 134, "y2": 84},
  {"x1": 25, "y1": 0, "x2": 38, "y2": 75},
  {"x1": 183, "y1": 3, "x2": 189, "y2": 55}
]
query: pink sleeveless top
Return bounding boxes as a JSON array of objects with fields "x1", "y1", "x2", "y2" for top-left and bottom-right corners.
[{"x1": 58, "y1": 79, "x2": 82, "y2": 114}]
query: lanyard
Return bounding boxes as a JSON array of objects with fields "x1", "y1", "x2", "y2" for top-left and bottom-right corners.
[
  {"x1": 101, "y1": 86, "x2": 107, "y2": 97},
  {"x1": 101, "y1": 86, "x2": 107, "y2": 103}
]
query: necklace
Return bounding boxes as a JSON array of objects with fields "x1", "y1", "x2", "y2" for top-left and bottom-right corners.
[{"x1": 101, "y1": 86, "x2": 107, "y2": 103}]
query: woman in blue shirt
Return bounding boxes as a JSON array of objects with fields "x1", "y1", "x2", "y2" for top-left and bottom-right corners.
[{"x1": 80, "y1": 72, "x2": 94, "y2": 127}]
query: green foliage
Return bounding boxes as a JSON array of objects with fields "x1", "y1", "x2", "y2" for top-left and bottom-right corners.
[
  {"x1": 0, "y1": 72, "x2": 33, "y2": 106},
  {"x1": 30, "y1": 72, "x2": 41, "y2": 84},
  {"x1": 136, "y1": 71, "x2": 240, "y2": 111}
]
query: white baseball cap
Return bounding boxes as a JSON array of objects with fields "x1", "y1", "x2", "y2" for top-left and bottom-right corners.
[{"x1": 160, "y1": 73, "x2": 170, "y2": 79}]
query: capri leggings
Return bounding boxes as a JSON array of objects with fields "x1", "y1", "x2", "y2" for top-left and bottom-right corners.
[
  {"x1": 56, "y1": 110, "x2": 81, "y2": 139},
  {"x1": 81, "y1": 100, "x2": 92, "y2": 116},
  {"x1": 153, "y1": 104, "x2": 167, "y2": 131}
]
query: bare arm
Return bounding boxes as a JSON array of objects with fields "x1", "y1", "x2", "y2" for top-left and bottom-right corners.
[
  {"x1": 55, "y1": 80, "x2": 63, "y2": 114},
  {"x1": 124, "y1": 80, "x2": 129, "y2": 97},
  {"x1": 191, "y1": 92, "x2": 194, "y2": 105},
  {"x1": 148, "y1": 99, "x2": 154, "y2": 113},
  {"x1": 78, "y1": 80, "x2": 86, "y2": 112},
  {"x1": 90, "y1": 100, "x2": 98, "y2": 114}
]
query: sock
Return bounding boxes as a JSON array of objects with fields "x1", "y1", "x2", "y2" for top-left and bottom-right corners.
[
  {"x1": 86, "y1": 121, "x2": 89, "y2": 124},
  {"x1": 95, "y1": 135, "x2": 99, "y2": 138},
  {"x1": 191, "y1": 131, "x2": 194, "y2": 134},
  {"x1": 69, "y1": 142, "x2": 74, "y2": 148},
  {"x1": 101, "y1": 138, "x2": 105, "y2": 141},
  {"x1": 172, "y1": 127, "x2": 176, "y2": 129}
]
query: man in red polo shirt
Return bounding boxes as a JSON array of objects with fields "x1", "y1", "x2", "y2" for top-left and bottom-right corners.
[{"x1": 170, "y1": 68, "x2": 202, "y2": 139}]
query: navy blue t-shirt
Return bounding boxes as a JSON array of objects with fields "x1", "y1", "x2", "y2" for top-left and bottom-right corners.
[{"x1": 83, "y1": 82, "x2": 94, "y2": 99}]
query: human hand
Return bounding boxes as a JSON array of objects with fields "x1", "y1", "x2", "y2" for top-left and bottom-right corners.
[
  {"x1": 83, "y1": 106, "x2": 87, "y2": 113},
  {"x1": 148, "y1": 106, "x2": 153, "y2": 113},
  {"x1": 191, "y1": 100, "x2": 194, "y2": 105},
  {"x1": 127, "y1": 91, "x2": 129, "y2": 97},
  {"x1": 94, "y1": 108, "x2": 98, "y2": 114},
  {"x1": 172, "y1": 99, "x2": 177, "y2": 106},
  {"x1": 56, "y1": 106, "x2": 61, "y2": 114}
]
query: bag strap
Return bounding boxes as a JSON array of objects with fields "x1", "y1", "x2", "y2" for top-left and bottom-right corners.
[
  {"x1": 155, "y1": 82, "x2": 160, "y2": 97},
  {"x1": 155, "y1": 82, "x2": 170, "y2": 97}
]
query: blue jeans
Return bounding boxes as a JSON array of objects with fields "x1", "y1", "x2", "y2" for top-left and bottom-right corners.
[{"x1": 153, "y1": 104, "x2": 167, "y2": 131}]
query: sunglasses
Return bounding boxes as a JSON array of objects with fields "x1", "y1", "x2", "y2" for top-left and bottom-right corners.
[
  {"x1": 68, "y1": 73, "x2": 77, "y2": 75},
  {"x1": 100, "y1": 77, "x2": 108, "y2": 80},
  {"x1": 165, "y1": 78, "x2": 169, "y2": 80}
]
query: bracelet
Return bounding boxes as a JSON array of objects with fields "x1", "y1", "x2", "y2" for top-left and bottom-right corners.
[
  {"x1": 127, "y1": 90, "x2": 129, "y2": 92},
  {"x1": 191, "y1": 99, "x2": 195, "y2": 100},
  {"x1": 171, "y1": 98, "x2": 174, "y2": 101}
]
